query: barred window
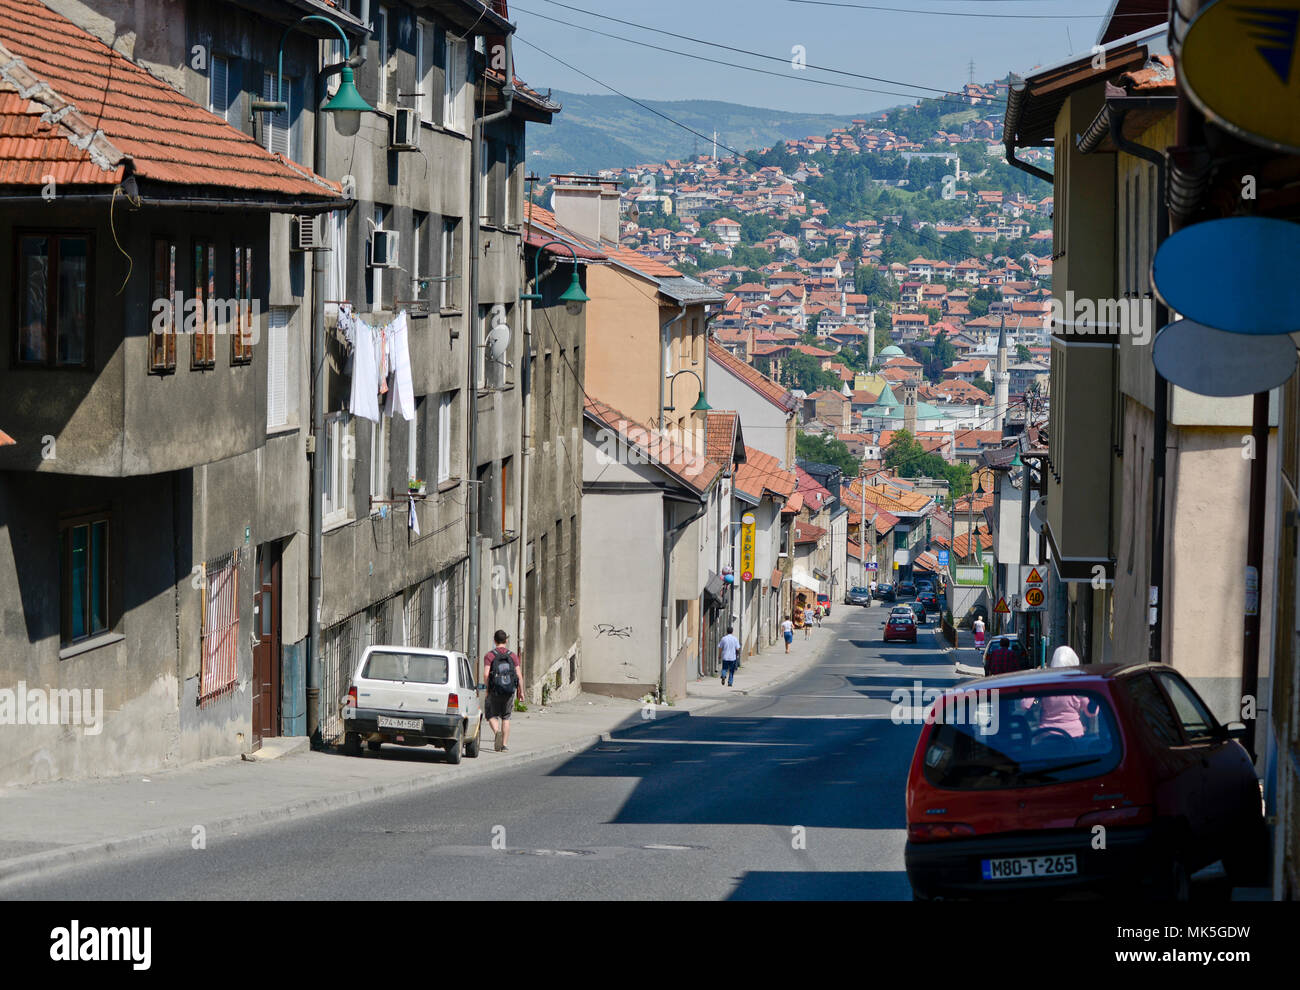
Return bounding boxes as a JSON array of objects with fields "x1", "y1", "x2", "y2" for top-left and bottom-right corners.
[{"x1": 199, "y1": 551, "x2": 240, "y2": 704}]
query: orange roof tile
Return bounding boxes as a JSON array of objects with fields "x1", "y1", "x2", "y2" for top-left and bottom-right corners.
[
  {"x1": 705, "y1": 411, "x2": 740, "y2": 466},
  {"x1": 0, "y1": 0, "x2": 341, "y2": 199},
  {"x1": 734, "y1": 445, "x2": 797, "y2": 502},
  {"x1": 584, "y1": 396, "x2": 720, "y2": 496}
]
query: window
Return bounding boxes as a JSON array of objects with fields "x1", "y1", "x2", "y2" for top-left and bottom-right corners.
[
  {"x1": 371, "y1": 203, "x2": 389, "y2": 313},
  {"x1": 481, "y1": 139, "x2": 508, "y2": 226},
  {"x1": 262, "y1": 71, "x2": 297, "y2": 161},
  {"x1": 416, "y1": 20, "x2": 433, "y2": 122},
  {"x1": 412, "y1": 210, "x2": 429, "y2": 302},
  {"x1": 1156, "y1": 671, "x2": 1218, "y2": 743},
  {"x1": 266, "y1": 307, "x2": 294, "y2": 431},
  {"x1": 150, "y1": 238, "x2": 177, "y2": 372},
  {"x1": 440, "y1": 217, "x2": 461, "y2": 310},
  {"x1": 478, "y1": 462, "x2": 496, "y2": 539},
  {"x1": 191, "y1": 241, "x2": 216, "y2": 368},
  {"x1": 429, "y1": 567, "x2": 454, "y2": 650},
  {"x1": 17, "y1": 232, "x2": 91, "y2": 367},
  {"x1": 408, "y1": 396, "x2": 425, "y2": 486},
  {"x1": 779, "y1": 524, "x2": 789, "y2": 557},
  {"x1": 199, "y1": 551, "x2": 239, "y2": 704},
  {"x1": 1123, "y1": 673, "x2": 1182, "y2": 748},
  {"x1": 501, "y1": 456, "x2": 513, "y2": 536},
  {"x1": 323, "y1": 39, "x2": 343, "y2": 98},
  {"x1": 375, "y1": 6, "x2": 390, "y2": 105},
  {"x1": 210, "y1": 55, "x2": 231, "y2": 120},
  {"x1": 569, "y1": 512, "x2": 577, "y2": 596},
  {"x1": 370, "y1": 416, "x2": 390, "y2": 511},
  {"x1": 60, "y1": 513, "x2": 109, "y2": 647},
  {"x1": 437, "y1": 392, "x2": 453, "y2": 482},
  {"x1": 232, "y1": 244, "x2": 254, "y2": 363},
  {"x1": 325, "y1": 210, "x2": 349, "y2": 307},
  {"x1": 323, "y1": 413, "x2": 353, "y2": 525},
  {"x1": 541, "y1": 351, "x2": 553, "y2": 438},
  {"x1": 443, "y1": 34, "x2": 466, "y2": 131}
]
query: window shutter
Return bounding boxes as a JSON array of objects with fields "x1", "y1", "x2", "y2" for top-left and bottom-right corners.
[
  {"x1": 263, "y1": 71, "x2": 290, "y2": 158},
  {"x1": 267, "y1": 308, "x2": 289, "y2": 429},
  {"x1": 438, "y1": 393, "x2": 452, "y2": 482},
  {"x1": 211, "y1": 56, "x2": 229, "y2": 119}
]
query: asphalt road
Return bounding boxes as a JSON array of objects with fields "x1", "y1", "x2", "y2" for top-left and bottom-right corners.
[{"x1": 11, "y1": 599, "x2": 961, "y2": 900}]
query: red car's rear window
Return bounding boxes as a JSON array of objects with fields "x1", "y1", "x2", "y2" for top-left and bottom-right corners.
[{"x1": 922, "y1": 688, "x2": 1122, "y2": 790}]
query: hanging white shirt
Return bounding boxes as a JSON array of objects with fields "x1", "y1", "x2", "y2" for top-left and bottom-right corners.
[
  {"x1": 345, "y1": 305, "x2": 381, "y2": 423},
  {"x1": 384, "y1": 311, "x2": 415, "y2": 422}
]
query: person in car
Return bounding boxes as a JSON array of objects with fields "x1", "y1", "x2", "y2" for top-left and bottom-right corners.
[
  {"x1": 985, "y1": 637, "x2": 1023, "y2": 675},
  {"x1": 1020, "y1": 645, "x2": 1097, "y2": 737}
]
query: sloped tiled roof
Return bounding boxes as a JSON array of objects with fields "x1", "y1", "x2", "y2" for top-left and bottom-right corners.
[
  {"x1": 733, "y1": 445, "x2": 797, "y2": 502},
  {"x1": 0, "y1": 0, "x2": 341, "y2": 198},
  {"x1": 705, "y1": 411, "x2": 740, "y2": 467},
  {"x1": 584, "y1": 396, "x2": 720, "y2": 496},
  {"x1": 708, "y1": 341, "x2": 799, "y2": 412},
  {"x1": 793, "y1": 520, "x2": 826, "y2": 544}
]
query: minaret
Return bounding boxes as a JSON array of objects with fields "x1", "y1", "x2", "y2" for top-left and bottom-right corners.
[{"x1": 993, "y1": 315, "x2": 1010, "y2": 433}]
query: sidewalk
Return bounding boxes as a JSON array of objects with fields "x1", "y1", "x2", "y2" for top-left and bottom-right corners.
[{"x1": 0, "y1": 629, "x2": 826, "y2": 889}]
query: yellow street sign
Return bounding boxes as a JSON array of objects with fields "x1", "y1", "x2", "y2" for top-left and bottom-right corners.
[
  {"x1": 740, "y1": 513, "x2": 756, "y2": 581},
  {"x1": 1182, "y1": 0, "x2": 1300, "y2": 154},
  {"x1": 1025, "y1": 567, "x2": 1043, "y2": 585},
  {"x1": 994, "y1": 596, "x2": 1010, "y2": 614}
]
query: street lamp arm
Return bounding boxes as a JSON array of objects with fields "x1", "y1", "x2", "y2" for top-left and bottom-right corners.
[
  {"x1": 522, "y1": 239, "x2": 582, "y2": 301},
  {"x1": 276, "y1": 15, "x2": 353, "y2": 106}
]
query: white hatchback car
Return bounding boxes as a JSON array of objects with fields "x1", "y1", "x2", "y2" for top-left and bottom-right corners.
[{"x1": 341, "y1": 646, "x2": 483, "y2": 763}]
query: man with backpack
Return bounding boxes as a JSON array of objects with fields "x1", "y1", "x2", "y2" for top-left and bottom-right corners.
[{"x1": 482, "y1": 629, "x2": 522, "y2": 752}]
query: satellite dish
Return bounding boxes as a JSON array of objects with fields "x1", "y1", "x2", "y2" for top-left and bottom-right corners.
[
  {"x1": 1153, "y1": 320, "x2": 1297, "y2": 396},
  {"x1": 486, "y1": 323, "x2": 511, "y2": 362},
  {"x1": 1028, "y1": 497, "x2": 1047, "y2": 535}
]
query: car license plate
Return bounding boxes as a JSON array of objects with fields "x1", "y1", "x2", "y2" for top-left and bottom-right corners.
[
  {"x1": 378, "y1": 716, "x2": 422, "y2": 731},
  {"x1": 981, "y1": 854, "x2": 1077, "y2": 880}
]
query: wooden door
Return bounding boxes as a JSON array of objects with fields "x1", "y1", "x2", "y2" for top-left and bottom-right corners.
[{"x1": 252, "y1": 542, "x2": 282, "y2": 745}]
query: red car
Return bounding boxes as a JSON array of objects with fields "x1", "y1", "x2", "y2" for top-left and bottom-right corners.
[
  {"x1": 817, "y1": 593, "x2": 831, "y2": 616},
  {"x1": 905, "y1": 663, "x2": 1266, "y2": 900},
  {"x1": 884, "y1": 613, "x2": 917, "y2": 643}
]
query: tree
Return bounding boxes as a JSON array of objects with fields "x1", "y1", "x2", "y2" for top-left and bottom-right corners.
[
  {"x1": 797, "y1": 431, "x2": 860, "y2": 478},
  {"x1": 1016, "y1": 343, "x2": 1032, "y2": 363},
  {"x1": 782, "y1": 352, "x2": 839, "y2": 393},
  {"x1": 884, "y1": 430, "x2": 972, "y2": 498},
  {"x1": 974, "y1": 379, "x2": 994, "y2": 395}
]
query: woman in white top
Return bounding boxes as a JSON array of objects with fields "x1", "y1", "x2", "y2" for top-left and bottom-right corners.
[
  {"x1": 973, "y1": 614, "x2": 986, "y2": 650},
  {"x1": 782, "y1": 616, "x2": 795, "y2": 653}
]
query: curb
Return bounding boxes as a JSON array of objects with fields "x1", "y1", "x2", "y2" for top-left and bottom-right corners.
[
  {"x1": 0, "y1": 724, "x2": 621, "y2": 889},
  {"x1": 684, "y1": 615, "x2": 846, "y2": 709}
]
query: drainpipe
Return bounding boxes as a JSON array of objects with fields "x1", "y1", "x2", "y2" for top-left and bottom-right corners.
[
  {"x1": 467, "y1": 31, "x2": 515, "y2": 678},
  {"x1": 307, "y1": 55, "x2": 352, "y2": 742},
  {"x1": 663, "y1": 499, "x2": 707, "y2": 702},
  {"x1": 658, "y1": 302, "x2": 687, "y2": 432}
]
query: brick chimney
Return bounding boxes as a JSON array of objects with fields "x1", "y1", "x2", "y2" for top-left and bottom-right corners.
[{"x1": 551, "y1": 174, "x2": 622, "y2": 245}]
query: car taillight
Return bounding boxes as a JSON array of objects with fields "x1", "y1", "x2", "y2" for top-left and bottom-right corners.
[
  {"x1": 346, "y1": 687, "x2": 357, "y2": 708},
  {"x1": 447, "y1": 693, "x2": 459, "y2": 711},
  {"x1": 1075, "y1": 805, "x2": 1152, "y2": 828},
  {"x1": 908, "y1": 822, "x2": 976, "y2": 842}
]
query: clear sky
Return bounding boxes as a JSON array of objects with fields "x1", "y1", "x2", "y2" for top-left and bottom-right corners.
[{"x1": 509, "y1": 0, "x2": 1124, "y2": 115}]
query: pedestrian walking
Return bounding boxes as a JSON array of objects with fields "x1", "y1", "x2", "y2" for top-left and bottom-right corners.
[
  {"x1": 803, "y1": 604, "x2": 814, "y2": 638},
  {"x1": 814, "y1": 603, "x2": 823, "y2": 628},
  {"x1": 973, "y1": 614, "x2": 986, "y2": 651},
  {"x1": 718, "y1": 626, "x2": 741, "y2": 687},
  {"x1": 782, "y1": 616, "x2": 794, "y2": 653},
  {"x1": 481, "y1": 629, "x2": 523, "y2": 752}
]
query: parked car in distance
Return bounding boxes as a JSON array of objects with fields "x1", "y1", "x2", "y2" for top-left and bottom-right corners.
[
  {"x1": 817, "y1": 593, "x2": 831, "y2": 616},
  {"x1": 918, "y1": 590, "x2": 939, "y2": 613},
  {"x1": 884, "y1": 612, "x2": 918, "y2": 643},
  {"x1": 846, "y1": 586, "x2": 873, "y2": 606},
  {"x1": 875, "y1": 583, "x2": 896, "y2": 602},
  {"x1": 897, "y1": 581, "x2": 916, "y2": 598},
  {"x1": 342, "y1": 646, "x2": 483, "y2": 763},
  {"x1": 905, "y1": 664, "x2": 1268, "y2": 901},
  {"x1": 982, "y1": 637, "x2": 1033, "y2": 674}
]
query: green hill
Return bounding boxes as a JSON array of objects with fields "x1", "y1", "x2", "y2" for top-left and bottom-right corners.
[{"x1": 526, "y1": 91, "x2": 867, "y2": 176}]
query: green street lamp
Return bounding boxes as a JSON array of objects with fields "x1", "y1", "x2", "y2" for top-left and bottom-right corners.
[
  {"x1": 665, "y1": 369, "x2": 711, "y2": 412},
  {"x1": 251, "y1": 15, "x2": 374, "y2": 131},
  {"x1": 521, "y1": 239, "x2": 590, "y2": 315}
]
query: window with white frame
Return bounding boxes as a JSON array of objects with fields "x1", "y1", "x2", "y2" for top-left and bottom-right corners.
[
  {"x1": 266, "y1": 307, "x2": 297, "y2": 431},
  {"x1": 417, "y1": 21, "x2": 433, "y2": 122},
  {"x1": 443, "y1": 34, "x2": 466, "y2": 131},
  {"x1": 370, "y1": 416, "x2": 389, "y2": 511},
  {"x1": 437, "y1": 392, "x2": 453, "y2": 482},
  {"x1": 408, "y1": 396, "x2": 425, "y2": 488},
  {"x1": 325, "y1": 209, "x2": 348, "y2": 307},
  {"x1": 440, "y1": 217, "x2": 461, "y2": 310},
  {"x1": 323, "y1": 413, "x2": 353, "y2": 526},
  {"x1": 412, "y1": 210, "x2": 429, "y2": 302},
  {"x1": 262, "y1": 70, "x2": 296, "y2": 161}
]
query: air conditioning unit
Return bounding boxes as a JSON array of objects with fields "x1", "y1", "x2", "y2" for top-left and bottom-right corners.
[
  {"x1": 390, "y1": 107, "x2": 419, "y2": 151},
  {"x1": 369, "y1": 229, "x2": 398, "y2": 269},
  {"x1": 291, "y1": 214, "x2": 326, "y2": 252}
]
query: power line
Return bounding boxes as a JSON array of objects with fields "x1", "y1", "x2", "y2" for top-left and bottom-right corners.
[
  {"x1": 513, "y1": 6, "x2": 976, "y2": 107},
  {"x1": 526, "y1": 0, "x2": 962, "y2": 96},
  {"x1": 785, "y1": 0, "x2": 1141, "y2": 19}
]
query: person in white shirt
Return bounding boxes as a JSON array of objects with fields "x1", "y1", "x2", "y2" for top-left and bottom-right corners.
[
  {"x1": 782, "y1": 616, "x2": 794, "y2": 654},
  {"x1": 718, "y1": 627, "x2": 741, "y2": 687}
]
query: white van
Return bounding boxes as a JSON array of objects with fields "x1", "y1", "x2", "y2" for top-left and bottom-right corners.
[{"x1": 341, "y1": 646, "x2": 483, "y2": 763}]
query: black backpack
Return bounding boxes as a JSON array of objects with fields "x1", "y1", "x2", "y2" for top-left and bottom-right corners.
[{"x1": 489, "y1": 648, "x2": 518, "y2": 695}]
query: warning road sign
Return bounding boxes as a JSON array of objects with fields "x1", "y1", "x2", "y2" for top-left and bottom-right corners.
[
  {"x1": 994, "y1": 596, "x2": 1010, "y2": 614},
  {"x1": 1021, "y1": 565, "x2": 1043, "y2": 586}
]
